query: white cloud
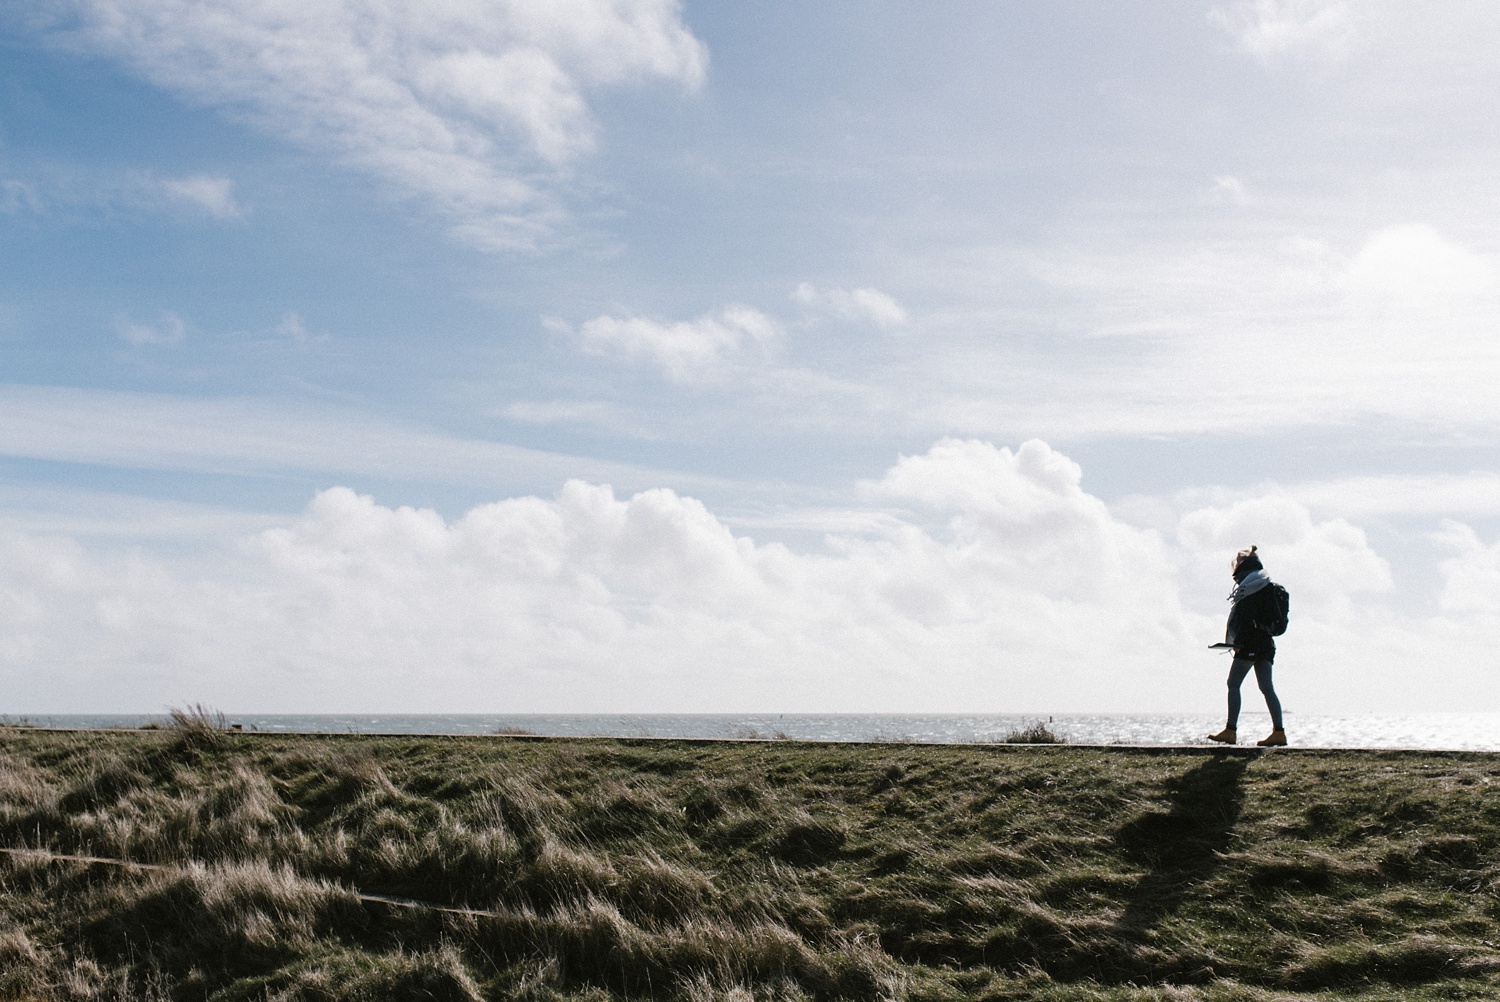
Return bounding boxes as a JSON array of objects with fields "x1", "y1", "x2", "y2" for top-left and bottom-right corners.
[
  {"x1": 6, "y1": 436, "x2": 1500, "y2": 714},
  {"x1": 867, "y1": 438, "x2": 1177, "y2": 603},
  {"x1": 1289, "y1": 473, "x2": 1500, "y2": 520},
  {"x1": 571, "y1": 305, "x2": 780, "y2": 382},
  {"x1": 1299, "y1": 225, "x2": 1500, "y2": 421},
  {"x1": 1340, "y1": 223, "x2": 1496, "y2": 309},
  {"x1": 1434, "y1": 521, "x2": 1500, "y2": 614},
  {"x1": 1211, "y1": 0, "x2": 1352, "y2": 63},
  {"x1": 0, "y1": 439, "x2": 1199, "y2": 712},
  {"x1": 116, "y1": 312, "x2": 186, "y2": 346},
  {"x1": 158, "y1": 174, "x2": 242, "y2": 218},
  {"x1": 976, "y1": 221, "x2": 1500, "y2": 440},
  {"x1": 793, "y1": 283, "x2": 908, "y2": 328},
  {"x1": 1207, "y1": 1, "x2": 1500, "y2": 123},
  {"x1": 34, "y1": 0, "x2": 707, "y2": 249},
  {"x1": 1177, "y1": 495, "x2": 1393, "y2": 619}
]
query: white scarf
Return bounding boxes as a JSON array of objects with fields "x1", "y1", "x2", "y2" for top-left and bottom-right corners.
[{"x1": 1229, "y1": 568, "x2": 1270, "y2": 603}]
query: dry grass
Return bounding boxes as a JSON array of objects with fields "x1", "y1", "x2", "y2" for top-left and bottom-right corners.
[
  {"x1": 0, "y1": 732, "x2": 1497, "y2": 1000},
  {"x1": 1001, "y1": 722, "x2": 1065, "y2": 744}
]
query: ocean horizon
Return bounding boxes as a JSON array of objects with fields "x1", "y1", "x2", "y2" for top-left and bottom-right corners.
[{"x1": 8, "y1": 712, "x2": 1500, "y2": 751}]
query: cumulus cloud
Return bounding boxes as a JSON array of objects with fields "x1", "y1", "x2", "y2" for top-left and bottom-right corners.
[
  {"x1": 32, "y1": 0, "x2": 707, "y2": 249},
  {"x1": 4, "y1": 436, "x2": 1500, "y2": 713},
  {"x1": 569, "y1": 305, "x2": 780, "y2": 382},
  {"x1": 0, "y1": 438, "x2": 1200, "y2": 712},
  {"x1": 793, "y1": 283, "x2": 908, "y2": 328},
  {"x1": 868, "y1": 439, "x2": 1173, "y2": 602},
  {"x1": 1177, "y1": 495, "x2": 1392, "y2": 618},
  {"x1": 1433, "y1": 521, "x2": 1500, "y2": 614}
]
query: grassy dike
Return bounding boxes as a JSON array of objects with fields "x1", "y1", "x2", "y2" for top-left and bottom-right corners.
[{"x1": 1, "y1": 725, "x2": 1499, "y2": 1001}]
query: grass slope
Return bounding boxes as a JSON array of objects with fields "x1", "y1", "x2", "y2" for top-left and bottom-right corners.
[{"x1": 0, "y1": 726, "x2": 1497, "y2": 1000}]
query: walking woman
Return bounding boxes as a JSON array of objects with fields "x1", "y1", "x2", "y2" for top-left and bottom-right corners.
[{"x1": 1208, "y1": 545, "x2": 1288, "y2": 747}]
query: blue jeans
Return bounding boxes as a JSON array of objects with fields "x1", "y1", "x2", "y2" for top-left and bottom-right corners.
[{"x1": 1228, "y1": 655, "x2": 1283, "y2": 731}]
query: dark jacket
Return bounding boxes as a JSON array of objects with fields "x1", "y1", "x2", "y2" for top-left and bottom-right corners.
[{"x1": 1226, "y1": 584, "x2": 1278, "y2": 662}]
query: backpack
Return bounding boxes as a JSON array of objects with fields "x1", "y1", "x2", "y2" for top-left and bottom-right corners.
[{"x1": 1257, "y1": 582, "x2": 1290, "y2": 637}]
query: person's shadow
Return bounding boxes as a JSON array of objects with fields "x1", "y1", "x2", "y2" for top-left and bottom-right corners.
[{"x1": 1112, "y1": 752, "x2": 1254, "y2": 934}]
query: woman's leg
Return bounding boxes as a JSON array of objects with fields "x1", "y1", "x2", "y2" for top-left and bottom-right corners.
[
  {"x1": 1252, "y1": 660, "x2": 1284, "y2": 731},
  {"x1": 1226, "y1": 657, "x2": 1253, "y2": 729}
]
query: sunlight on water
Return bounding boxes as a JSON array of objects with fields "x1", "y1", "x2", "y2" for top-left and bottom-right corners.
[{"x1": 12, "y1": 712, "x2": 1500, "y2": 749}]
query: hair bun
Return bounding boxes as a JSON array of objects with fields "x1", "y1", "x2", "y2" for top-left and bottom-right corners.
[{"x1": 1232, "y1": 545, "x2": 1264, "y2": 575}]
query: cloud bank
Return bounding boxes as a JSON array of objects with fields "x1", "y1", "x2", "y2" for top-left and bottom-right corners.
[{"x1": 2, "y1": 438, "x2": 1490, "y2": 715}]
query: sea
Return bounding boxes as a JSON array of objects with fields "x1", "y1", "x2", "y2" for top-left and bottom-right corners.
[{"x1": 9, "y1": 713, "x2": 1500, "y2": 750}]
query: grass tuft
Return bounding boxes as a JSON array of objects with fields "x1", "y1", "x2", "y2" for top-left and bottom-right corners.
[
  {"x1": 1003, "y1": 721, "x2": 1066, "y2": 744},
  {"x1": 732, "y1": 728, "x2": 794, "y2": 741},
  {"x1": 167, "y1": 702, "x2": 231, "y2": 752}
]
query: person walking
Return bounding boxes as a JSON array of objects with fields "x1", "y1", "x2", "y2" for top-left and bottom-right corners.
[{"x1": 1208, "y1": 545, "x2": 1287, "y2": 747}]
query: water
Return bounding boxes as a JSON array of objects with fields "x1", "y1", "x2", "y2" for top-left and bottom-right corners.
[{"x1": 8, "y1": 712, "x2": 1500, "y2": 750}]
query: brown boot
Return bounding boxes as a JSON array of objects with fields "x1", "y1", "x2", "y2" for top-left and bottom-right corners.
[
  {"x1": 1257, "y1": 729, "x2": 1287, "y2": 747},
  {"x1": 1207, "y1": 727, "x2": 1237, "y2": 744}
]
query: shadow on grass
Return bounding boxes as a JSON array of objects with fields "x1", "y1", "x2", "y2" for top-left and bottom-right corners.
[
  {"x1": 1116, "y1": 756, "x2": 1254, "y2": 936},
  {"x1": 1113, "y1": 752, "x2": 1255, "y2": 934}
]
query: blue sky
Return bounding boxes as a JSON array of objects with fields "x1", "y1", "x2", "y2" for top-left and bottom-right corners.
[{"x1": 4, "y1": 1, "x2": 1500, "y2": 714}]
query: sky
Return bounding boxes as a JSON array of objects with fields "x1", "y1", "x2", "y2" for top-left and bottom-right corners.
[{"x1": 4, "y1": 0, "x2": 1500, "y2": 715}]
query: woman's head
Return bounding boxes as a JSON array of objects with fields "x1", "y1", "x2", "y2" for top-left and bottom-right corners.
[{"x1": 1231, "y1": 545, "x2": 1263, "y2": 580}]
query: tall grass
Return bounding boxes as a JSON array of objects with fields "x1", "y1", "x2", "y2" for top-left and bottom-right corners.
[
  {"x1": 166, "y1": 702, "x2": 232, "y2": 752},
  {"x1": 0, "y1": 731, "x2": 1498, "y2": 1000},
  {"x1": 1001, "y1": 720, "x2": 1065, "y2": 744}
]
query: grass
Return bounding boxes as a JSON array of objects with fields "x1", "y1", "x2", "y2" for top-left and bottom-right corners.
[
  {"x1": 0, "y1": 725, "x2": 1497, "y2": 1000},
  {"x1": 1001, "y1": 722, "x2": 1064, "y2": 744}
]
